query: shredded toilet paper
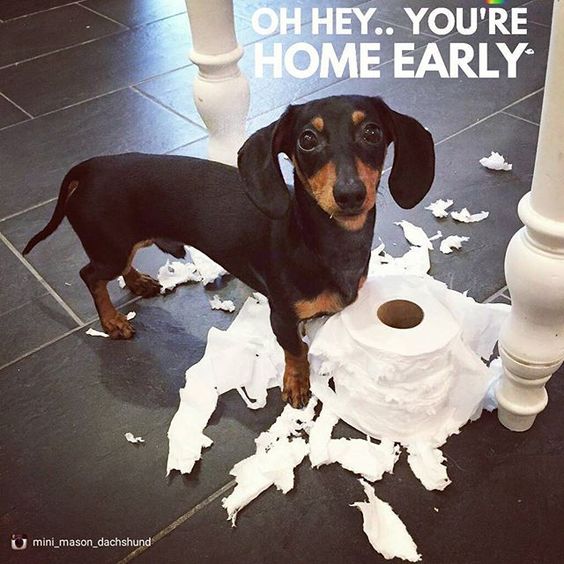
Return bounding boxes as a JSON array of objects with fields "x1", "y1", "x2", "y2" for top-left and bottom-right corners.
[
  {"x1": 425, "y1": 199, "x2": 453, "y2": 218},
  {"x1": 440, "y1": 235, "x2": 470, "y2": 254},
  {"x1": 479, "y1": 151, "x2": 512, "y2": 171},
  {"x1": 352, "y1": 480, "x2": 421, "y2": 562},
  {"x1": 156, "y1": 247, "x2": 227, "y2": 293},
  {"x1": 157, "y1": 260, "x2": 201, "y2": 292},
  {"x1": 166, "y1": 246, "x2": 509, "y2": 560},
  {"x1": 209, "y1": 295, "x2": 236, "y2": 312},
  {"x1": 124, "y1": 432, "x2": 144, "y2": 444},
  {"x1": 188, "y1": 246, "x2": 227, "y2": 285},
  {"x1": 406, "y1": 442, "x2": 451, "y2": 491},
  {"x1": 451, "y1": 208, "x2": 489, "y2": 223},
  {"x1": 394, "y1": 220, "x2": 435, "y2": 250},
  {"x1": 222, "y1": 402, "x2": 316, "y2": 525}
]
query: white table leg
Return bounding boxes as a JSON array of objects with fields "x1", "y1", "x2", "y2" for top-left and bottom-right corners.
[
  {"x1": 185, "y1": 0, "x2": 250, "y2": 165},
  {"x1": 497, "y1": 1, "x2": 564, "y2": 431}
]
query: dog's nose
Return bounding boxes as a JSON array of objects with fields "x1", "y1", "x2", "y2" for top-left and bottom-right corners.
[{"x1": 333, "y1": 181, "x2": 366, "y2": 212}]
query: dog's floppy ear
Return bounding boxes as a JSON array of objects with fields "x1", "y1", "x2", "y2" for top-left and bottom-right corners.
[
  {"x1": 237, "y1": 106, "x2": 295, "y2": 219},
  {"x1": 374, "y1": 98, "x2": 435, "y2": 209}
]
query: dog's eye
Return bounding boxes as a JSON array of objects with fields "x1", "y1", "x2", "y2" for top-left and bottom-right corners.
[
  {"x1": 362, "y1": 123, "x2": 383, "y2": 145},
  {"x1": 298, "y1": 130, "x2": 319, "y2": 151}
]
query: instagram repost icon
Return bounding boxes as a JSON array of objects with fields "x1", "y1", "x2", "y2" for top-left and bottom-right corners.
[{"x1": 11, "y1": 534, "x2": 28, "y2": 550}]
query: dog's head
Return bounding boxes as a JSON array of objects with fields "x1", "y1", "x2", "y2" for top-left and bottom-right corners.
[{"x1": 238, "y1": 95, "x2": 435, "y2": 230}]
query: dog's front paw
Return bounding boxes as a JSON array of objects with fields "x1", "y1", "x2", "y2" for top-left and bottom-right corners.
[
  {"x1": 102, "y1": 313, "x2": 135, "y2": 340},
  {"x1": 282, "y1": 365, "x2": 311, "y2": 408},
  {"x1": 282, "y1": 379, "x2": 311, "y2": 409}
]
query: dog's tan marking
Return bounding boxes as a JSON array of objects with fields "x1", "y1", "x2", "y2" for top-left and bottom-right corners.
[
  {"x1": 352, "y1": 110, "x2": 366, "y2": 125},
  {"x1": 282, "y1": 342, "x2": 311, "y2": 408},
  {"x1": 294, "y1": 290, "x2": 344, "y2": 320},
  {"x1": 311, "y1": 116, "x2": 324, "y2": 132}
]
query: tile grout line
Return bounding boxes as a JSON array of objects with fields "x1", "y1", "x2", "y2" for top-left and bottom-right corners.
[
  {"x1": 0, "y1": 291, "x2": 51, "y2": 319},
  {"x1": 501, "y1": 110, "x2": 540, "y2": 127},
  {"x1": 130, "y1": 86, "x2": 208, "y2": 132},
  {"x1": 434, "y1": 86, "x2": 545, "y2": 147},
  {"x1": 0, "y1": 1, "x2": 79, "y2": 22},
  {"x1": 0, "y1": 196, "x2": 57, "y2": 224},
  {"x1": 0, "y1": 232, "x2": 84, "y2": 326},
  {"x1": 0, "y1": 294, "x2": 142, "y2": 373},
  {"x1": 0, "y1": 29, "x2": 128, "y2": 72},
  {"x1": 117, "y1": 480, "x2": 237, "y2": 563},
  {"x1": 77, "y1": 2, "x2": 130, "y2": 29},
  {"x1": 0, "y1": 91, "x2": 33, "y2": 119},
  {"x1": 483, "y1": 286, "x2": 509, "y2": 304}
]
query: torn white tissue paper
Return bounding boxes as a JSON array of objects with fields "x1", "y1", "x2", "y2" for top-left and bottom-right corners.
[
  {"x1": 117, "y1": 275, "x2": 126, "y2": 289},
  {"x1": 525, "y1": 48, "x2": 534, "y2": 55},
  {"x1": 406, "y1": 442, "x2": 451, "y2": 491},
  {"x1": 222, "y1": 401, "x2": 316, "y2": 525},
  {"x1": 394, "y1": 220, "x2": 434, "y2": 250},
  {"x1": 424, "y1": 199, "x2": 453, "y2": 218},
  {"x1": 126, "y1": 311, "x2": 136, "y2": 320},
  {"x1": 479, "y1": 151, "x2": 512, "y2": 171},
  {"x1": 309, "y1": 404, "x2": 399, "y2": 481},
  {"x1": 352, "y1": 480, "x2": 421, "y2": 562},
  {"x1": 157, "y1": 260, "x2": 201, "y2": 293},
  {"x1": 209, "y1": 295, "x2": 236, "y2": 313},
  {"x1": 451, "y1": 208, "x2": 489, "y2": 223},
  {"x1": 440, "y1": 235, "x2": 470, "y2": 254},
  {"x1": 167, "y1": 244, "x2": 510, "y2": 558},
  {"x1": 369, "y1": 245, "x2": 431, "y2": 276},
  {"x1": 85, "y1": 328, "x2": 109, "y2": 338},
  {"x1": 187, "y1": 246, "x2": 227, "y2": 285},
  {"x1": 124, "y1": 432, "x2": 144, "y2": 444},
  {"x1": 167, "y1": 294, "x2": 283, "y2": 475}
]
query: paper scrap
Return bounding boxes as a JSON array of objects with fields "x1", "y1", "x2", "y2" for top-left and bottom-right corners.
[
  {"x1": 126, "y1": 311, "x2": 136, "y2": 320},
  {"x1": 117, "y1": 276, "x2": 126, "y2": 289},
  {"x1": 394, "y1": 220, "x2": 434, "y2": 250},
  {"x1": 85, "y1": 328, "x2": 109, "y2": 338},
  {"x1": 352, "y1": 480, "x2": 421, "y2": 562},
  {"x1": 451, "y1": 208, "x2": 489, "y2": 223},
  {"x1": 124, "y1": 432, "x2": 144, "y2": 444},
  {"x1": 407, "y1": 442, "x2": 451, "y2": 491},
  {"x1": 440, "y1": 235, "x2": 470, "y2": 254},
  {"x1": 209, "y1": 295, "x2": 236, "y2": 313},
  {"x1": 157, "y1": 260, "x2": 201, "y2": 293},
  {"x1": 424, "y1": 199, "x2": 453, "y2": 218},
  {"x1": 222, "y1": 402, "x2": 315, "y2": 525},
  {"x1": 188, "y1": 246, "x2": 227, "y2": 285},
  {"x1": 525, "y1": 48, "x2": 534, "y2": 55},
  {"x1": 479, "y1": 151, "x2": 512, "y2": 171}
]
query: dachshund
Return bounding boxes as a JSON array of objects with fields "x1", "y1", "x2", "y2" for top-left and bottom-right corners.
[{"x1": 23, "y1": 95, "x2": 435, "y2": 407}]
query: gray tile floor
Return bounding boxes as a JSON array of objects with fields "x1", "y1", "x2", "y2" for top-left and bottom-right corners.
[{"x1": 1, "y1": 1, "x2": 563, "y2": 562}]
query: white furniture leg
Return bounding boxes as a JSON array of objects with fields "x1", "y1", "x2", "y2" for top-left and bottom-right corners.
[
  {"x1": 497, "y1": 2, "x2": 564, "y2": 431},
  {"x1": 185, "y1": 0, "x2": 250, "y2": 165}
]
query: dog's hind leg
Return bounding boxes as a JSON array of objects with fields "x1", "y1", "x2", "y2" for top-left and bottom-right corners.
[
  {"x1": 81, "y1": 263, "x2": 135, "y2": 339},
  {"x1": 122, "y1": 240, "x2": 162, "y2": 299}
]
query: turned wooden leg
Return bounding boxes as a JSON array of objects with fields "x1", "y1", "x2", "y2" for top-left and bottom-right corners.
[
  {"x1": 496, "y1": 3, "x2": 564, "y2": 431},
  {"x1": 185, "y1": 0, "x2": 250, "y2": 165}
]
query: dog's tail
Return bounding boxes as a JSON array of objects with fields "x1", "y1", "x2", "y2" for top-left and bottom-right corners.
[{"x1": 23, "y1": 171, "x2": 78, "y2": 255}]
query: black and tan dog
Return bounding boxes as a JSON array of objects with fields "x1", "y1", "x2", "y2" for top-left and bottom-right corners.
[{"x1": 23, "y1": 95, "x2": 434, "y2": 407}]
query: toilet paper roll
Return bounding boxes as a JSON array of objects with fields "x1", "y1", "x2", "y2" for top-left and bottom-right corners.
[
  {"x1": 308, "y1": 273, "x2": 500, "y2": 446},
  {"x1": 341, "y1": 276, "x2": 460, "y2": 357}
]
